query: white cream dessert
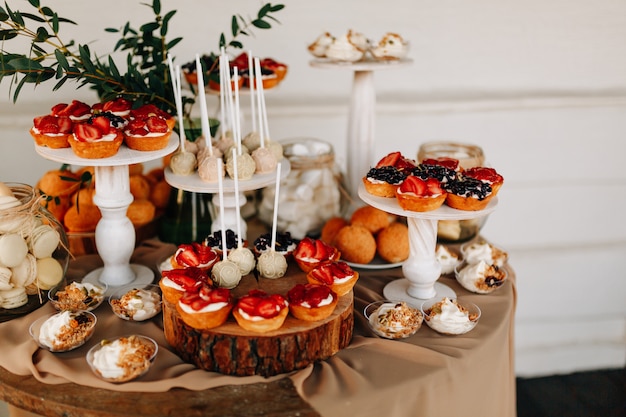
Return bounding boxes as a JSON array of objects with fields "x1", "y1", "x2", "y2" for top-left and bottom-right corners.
[
  {"x1": 110, "y1": 288, "x2": 162, "y2": 321},
  {"x1": 461, "y1": 240, "x2": 508, "y2": 267},
  {"x1": 38, "y1": 310, "x2": 95, "y2": 351},
  {"x1": 435, "y1": 244, "x2": 461, "y2": 275},
  {"x1": 423, "y1": 298, "x2": 478, "y2": 335},
  {"x1": 227, "y1": 247, "x2": 256, "y2": 276},
  {"x1": 90, "y1": 335, "x2": 156, "y2": 382},
  {"x1": 257, "y1": 250, "x2": 288, "y2": 279},
  {"x1": 308, "y1": 31, "x2": 334, "y2": 57},
  {"x1": 325, "y1": 33, "x2": 365, "y2": 62},
  {"x1": 370, "y1": 32, "x2": 409, "y2": 60},
  {"x1": 369, "y1": 301, "x2": 422, "y2": 339},
  {"x1": 456, "y1": 260, "x2": 507, "y2": 294},
  {"x1": 211, "y1": 259, "x2": 243, "y2": 289}
]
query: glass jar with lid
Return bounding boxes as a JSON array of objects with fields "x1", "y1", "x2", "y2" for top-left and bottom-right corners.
[
  {"x1": 417, "y1": 141, "x2": 488, "y2": 243},
  {"x1": 0, "y1": 182, "x2": 70, "y2": 321},
  {"x1": 257, "y1": 138, "x2": 348, "y2": 239}
]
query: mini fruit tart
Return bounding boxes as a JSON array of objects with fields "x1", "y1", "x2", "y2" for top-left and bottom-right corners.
[
  {"x1": 30, "y1": 114, "x2": 73, "y2": 149},
  {"x1": 396, "y1": 176, "x2": 447, "y2": 212},
  {"x1": 159, "y1": 267, "x2": 208, "y2": 304},
  {"x1": 176, "y1": 284, "x2": 232, "y2": 330},
  {"x1": 69, "y1": 114, "x2": 124, "y2": 159},
  {"x1": 170, "y1": 242, "x2": 219, "y2": 271},
  {"x1": 306, "y1": 260, "x2": 359, "y2": 297},
  {"x1": 293, "y1": 237, "x2": 341, "y2": 273},
  {"x1": 92, "y1": 97, "x2": 132, "y2": 119},
  {"x1": 233, "y1": 289, "x2": 289, "y2": 333},
  {"x1": 287, "y1": 283, "x2": 338, "y2": 322},
  {"x1": 444, "y1": 175, "x2": 494, "y2": 211},
  {"x1": 50, "y1": 100, "x2": 92, "y2": 122},
  {"x1": 463, "y1": 167, "x2": 504, "y2": 197},
  {"x1": 129, "y1": 103, "x2": 176, "y2": 130},
  {"x1": 124, "y1": 115, "x2": 172, "y2": 151}
]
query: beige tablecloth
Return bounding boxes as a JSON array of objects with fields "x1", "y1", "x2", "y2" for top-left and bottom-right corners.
[{"x1": 0, "y1": 238, "x2": 516, "y2": 417}]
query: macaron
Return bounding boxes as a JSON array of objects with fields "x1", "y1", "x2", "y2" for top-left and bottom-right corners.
[
  {"x1": 0, "y1": 266, "x2": 13, "y2": 291},
  {"x1": 10, "y1": 253, "x2": 37, "y2": 288},
  {"x1": 0, "y1": 233, "x2": 29, "y2": 268},
  {"x1": 0, "y1": 287, "x2": 28, "y2": 309},
  {"x1": 0, "y1": 182, "x2": 14, "y2": 197},
  {"x1": 29, "y1": 224, "x2": 61, "y2": 259},
  {"x1": 35, "y1": 257, "x2": 64, "y2": 290}
]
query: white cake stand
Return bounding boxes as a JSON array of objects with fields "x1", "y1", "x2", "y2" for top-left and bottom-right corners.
[
  {"x1": 310, "y1": 58, "x2": 413, "y2": 197},
  {"x1": 35, "y1": 136, "x2": 179, "y2": 294},
  {"x1": 164, "y1": 159, "x2": 290, "y2": 240},
  {"x1": 358, "y1": 184, "x2": 498, "y2": 307}
]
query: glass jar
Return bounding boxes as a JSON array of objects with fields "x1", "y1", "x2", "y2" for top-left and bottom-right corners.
[
  {"x1": 417, "y1": 141, "x2": 488, "y2": 243},
  {"x1": 257, "y1": 138, "x2": 348, "y2": 239},
  {"x1": 0, "y1": 183, "x2": 70, "y2": 322}
]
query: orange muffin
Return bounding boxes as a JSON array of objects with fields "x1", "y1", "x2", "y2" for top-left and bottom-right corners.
[
  {"x1": 320, "y1": 217, "x2": 349, "y2": 245},
  {"x1": 129, "y1": 175, "x2": 151, "y2": 200},
  {"x1": 350, "y1": 205, "x2": 392, "y2": 235},
  {"x1": 126, "y1": 199, "x2": 156, "y2": 226},
  {"x1": 333, "y1": 225, "x2": 376, "y2": 265},
  {"x1": 64, "y1": 205, "x2": 102, "y2": 233},
  {"x1": 287, "y1": 283, "x2": 338, "y2": 322}
]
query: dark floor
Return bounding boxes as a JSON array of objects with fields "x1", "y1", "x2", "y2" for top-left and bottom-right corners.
[{"x1": 516, "y1": 368, "x2": 626, "y2": 417}]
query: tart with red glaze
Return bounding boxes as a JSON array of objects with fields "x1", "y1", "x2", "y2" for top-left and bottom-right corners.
[
  {"x1": 124, "y1": 115, "x2": 172, "y2": 151},
  {"x1": 69, "y1": 114, "x2": 123, "y2": 158},
  {"x1": 129, "y1": 104, "x2": 176, "y2": 130},
  {"x1": 293, "y1": 237, "x2": 341, "y2": 273},
  {"x1": 306, "y1": 261, "x2": 359, "y2": 297},
  {"x1": 232, "y1": 290, "x2": 289, "y2": 332},
  {"x1": 50, "y1": 100, "x2": 92, "y2": 122},
  {"x1": 176, "y1": 284, "x2": 232, "y2": 330},
  {"x1": 362, "y1": 152, "x2": 414, "y2": 197},
  {"x1": 170, "y1": 242, "x2": 219, "y2": 271},
  {"x1": 375, "y1": 151, "x2": 417, "y2": 173},
  {"x1": 396, "y1": 175, "x2": 447, "y2": 212},
  {"x1": 159, "y1": 267, "x2": 208, "y2": 304},
  {"x1": 463, "y1": 167, "x2": 504, "y2": 197},
  {"x1": 260, "y1": 57, "x2": 288, "y2": 82},
  {"x1": 420, "y1": 157, "x2": 461, "y2": 172},
  {"x1": 92, "y1": 97, "x2": 132, "y2": 118},
  {"x1": 30, "y1": 115, "x2": 73, "y2": 148},
  {"x1": 287, "y1": 283, "x2": 338, "y2": 322}
]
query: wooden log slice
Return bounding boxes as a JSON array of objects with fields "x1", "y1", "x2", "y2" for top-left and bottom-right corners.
[{"x1": 163, "y1": 263, "x2": 354, "y2": 377}]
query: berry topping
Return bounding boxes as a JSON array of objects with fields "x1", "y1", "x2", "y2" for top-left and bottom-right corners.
[
  {"x1": 412, "y1": 164, "x2": 457, "y2": 183},
  {"x1": 204, "y1": 229, "x2": 239, "y2": 251},
  {"x1": 174, "y1": 243, "x2": 218, "y2": 268},
  {"x1": 463, "y1": 167, "x2": 503, "y2": 184},
  {"x1": 130, "y1": 104, "x2": 172, "y2": 121},
  {"x1": 179, "y1": 284, "x2": 231, "y2": 311},
  {"x1": 102, "y1": 97, "x2": 132, "y2": 113},
  {"x1": 294, "y1": 237, "x2": 338, "y2": 262},
  {"x1": 236, "y1": 290, "x2": 287, "y2": 319},
  {"x1": 50, "y1": 100, "x2": 91, "y2": 118},
  {"x1": 73, "y1": 123, "x2": 102, "y2": 142},
  {"x1": 375, "y1": 152, "x2": 416, "y2": 172},
  {"x1": 253, "y1": 232, "x2": 297, "y2": 254},
  {"x1": 287, "y1": 283, "x2": 335, "y2": 308},
  {"x1": 33, "y1": 115, "x2": 73, "y2": 134},
  {"x1": 161, "y1": 267, "x2": 208, "y2": 291},
  {"x1": 125, "y1": 115, "x2": 169, "y2": 135},
  {"x1": 308, "y1": 261, "x2": 354, "y2": 286},
  {"x1": 444, "y1": 176, "x2": 492, "y2": 200},
  {"x1": 365, "y1": 166, "x2": 406, "y2": 185},
  {"x1": 421, "y1": 157, "x2": 460, "y2": 171}
]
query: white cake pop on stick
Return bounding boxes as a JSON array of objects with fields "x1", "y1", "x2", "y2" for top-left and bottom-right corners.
[
  {"x1": 167, "y1": 57, "x2": 196, "y2": 175},
  {"x1": 195, "y1": 53, "x2": 213, "y2": 156},
  {"x1": 226, "y1": 66, "x2": 256, "y2": 180},
  {"x1": 211, "y1": 158, "x2": 242, "y2": 289},
  {"x1": 250, "y1": 57, "x2": 277, "y2": 174},
  {"x1": 227, "y1": 149, "x2": 256, "y2": 275},
  {"x1": 257, "y1": 163, "x2": 287, "y2": 279}
]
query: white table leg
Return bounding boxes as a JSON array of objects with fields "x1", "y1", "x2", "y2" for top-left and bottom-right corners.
[{"x1": 346, "y1": 70, "x2": 376, "y2": 197}]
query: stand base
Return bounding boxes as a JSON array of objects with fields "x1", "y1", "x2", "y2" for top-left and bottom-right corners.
[
  {"x1": 383, "y1": 279, "x2": 456, "y2": 309},
  {"x1": 82, "y1": 264, "x2": 155, "y2": 296}
]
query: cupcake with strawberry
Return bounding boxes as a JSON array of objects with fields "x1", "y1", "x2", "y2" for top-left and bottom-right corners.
[
  {"x1": 50, "y1": 100, "x2": 92, "y2": 122},
  {"x1": 306, "y1": 260, "x2": 359, "y2": 297},
  {"x1": 159, "y1": 267, "x2": 207, "y2": 304},
  {"x1": 30, "y1": 114, "x2": 74, "y2": 149},
  {"x1": 232, "y1": 290, "x2": 289, "y2": 332},
  {"x1": 69, "y1": 113, "x2": 124, "y2": 159},
  {"x1": 176, "y1": 284, "x2": 233, "y2": 330},
  {"x1": 396, "y1": 175, "x2": 447, "y2": 212},
  {"x1": 170, "y1": 242, "x2": 219, "y2": 271}
]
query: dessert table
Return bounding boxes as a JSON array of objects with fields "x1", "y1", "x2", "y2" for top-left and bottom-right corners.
[{"x1": 0, "y1": 230, "x2": 517, "y2": 417}]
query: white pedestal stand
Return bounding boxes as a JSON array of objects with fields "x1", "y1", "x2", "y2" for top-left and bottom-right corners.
[
  {"x1": 310, "y1": 58, "x2": 413, "y2": 197},
  {"x1": 164, "y1": 159, "x2": 290, "y2": 240},
  {"x1": 358, "y1": 184, "x2": 498, "y2": 308},
  {"x1": 35, "y1": 136, "x2": 178, "y2": 294}
]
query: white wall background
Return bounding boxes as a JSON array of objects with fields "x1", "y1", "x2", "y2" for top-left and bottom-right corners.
[{"x1": 1, "y1": 0, "x2": 625, "y2": 377}]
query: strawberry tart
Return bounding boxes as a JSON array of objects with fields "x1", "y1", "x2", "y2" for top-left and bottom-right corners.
[
  {"x1": 170, "y1": 242, "x2": 219, "y2": 271},
  {"x1": 159, "y1": 267, "x2": 207, "y2": 304},
  {"x1": 69, "y1": 114, "x2": 124, "y2": 159},
  {"x1": 176, "y1": 284, "x2": 233, "y2": 330},
  {"x1": 287, "y1": 283, "x2": 338, "y2": 322},
  {"x1": 232, "y1": 289, "x2": 289, "y2": 332},
  {"x1": 124, "y1": 114, "x2": 172, "y2": 151},
  {"x1": 396, "y1": 175, "x2": 447, "y2": 212},
  {"x1": 92, "y1": 97, "x2": 132, "y2": 119},
  {"x1": 306, "y1": 260, "x2": 359, "y2": 297},
  {"x1": 30, "y1": 115, "x2": 74, "y2": 149},
  {"x1": 362, "y1": 152, "x2": 415, "y2": 197},
  {"x1": 293, "y1": 237, "x2": 340, "y2": 273},
  {"x1": 50, "y1": 100, "x2": 92, "y2": 122}
]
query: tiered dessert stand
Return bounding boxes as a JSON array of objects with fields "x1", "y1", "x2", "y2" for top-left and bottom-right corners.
[
  {"x1": 164, "y1": 159, "x2": 290, "y2": 240},
  {"x1": 35, "y1": 137, "x2": 178, "y2": 294},
  {"x1": 358, "y1": 184, "x2": 498, "y2": 306},
  {"x1": 310, "y1": 58, "x2": 413, "y2": 196}
]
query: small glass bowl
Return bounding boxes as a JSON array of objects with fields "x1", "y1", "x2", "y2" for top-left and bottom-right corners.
[
  {"x1": 29, "y1": 310, "x2": 97, "y2": 352},
  {"x1": 454, "y1": 262, "x2": 508, "y2": 294},
  {"x1": 48, "y1": 281, "x2": 108, "y2": 312},
  {"x1": 108, "y1": 284, "x2": 162, "y2": 321},
  {"x1": 364, "y1": 300, "x2": 423, "y2": 339},
  {"x1": 86, "y1": 335, "x2": 158, "y2": 383},
  {"x1": 420, "y1": 298, "x2": 480, "y2": 335}
]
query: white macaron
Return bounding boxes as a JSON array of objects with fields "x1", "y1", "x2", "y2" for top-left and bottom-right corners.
[
  {"x1": 0, "y1": 266, "x2": 13, "y2": 291},
  {"x1": 10, "y1": 253, "x2": 37, "y2": 288},
  {"x1": 35, "y1": 257, "x2": 64, "y2": 290},
  {"x1": 0, "y1": 287, "x2": 28, "y2": 309},
  {"x1": 0, "y1": 233, "x2": 29, "y2": 268},
  {"x1": 29, "y1": 224, "x2": 61, "y2": 259}
]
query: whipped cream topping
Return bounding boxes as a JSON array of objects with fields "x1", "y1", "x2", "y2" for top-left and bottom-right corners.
[
  {"x1": 325, "y1": 33, "x2": 365, "y2": 62},
  {"x1": 112, "y1": 288, "x2": 161, "y2": 321},
  {"x1": 92, "y1": 340, "x2": 127, "y2": 379},
  {"x1": 371, "y1": 33, "x2": 409, "y2": 60},
  {"x1": 462, "y1": 241, "x2": 507, "y2": 267},
  {"x1": 124, "y1": 130, "x2": 166, "y2": 138},
  {"x1": 38, "y1": 311, "x2": 73, "y2": 349},
  {"x1": 333, "y1": 273, "x2": 354, "y2": 285},
  {"x1": 160, "y1": 276, "x2": 184, "y2": 291},
  {"x1": 301, "y1": 293, "x2": 334, "y2": 309},
  {"x1": 369, "y1": 301, "x2": 422, "y2": 339},
  {"x1": 436, "y1": 245, "x2": 460, "y2": 274},
  {"x1": 31, "y1": 127, "x2": 66, "y2": 137},
  {"x1": 178, "y1": 300, "x2": 228, "y2": 314},
  {"x1": 425, "y1": 298, "x2": 476, "y2": 335},
  {"x1": 73, "y1": 132, "x2": 119, "y2": 143}
]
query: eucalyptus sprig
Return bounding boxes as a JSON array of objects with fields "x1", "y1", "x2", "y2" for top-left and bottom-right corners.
[{"x1": 0, "y1": 0, "x2": 285, "y2": 121}]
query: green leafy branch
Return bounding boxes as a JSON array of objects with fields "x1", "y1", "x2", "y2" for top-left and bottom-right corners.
[{"x1": 219, "y1": 3, "x2": 285, "y2": 52}]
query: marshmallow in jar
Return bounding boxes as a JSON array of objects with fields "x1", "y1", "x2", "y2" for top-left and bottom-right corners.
[
  {"x1": 258, "y1": 139, "x2": 345, "y2": 239},
  {"x1": 0, "y1": 182, "x2": 69, "y2": 317}
]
